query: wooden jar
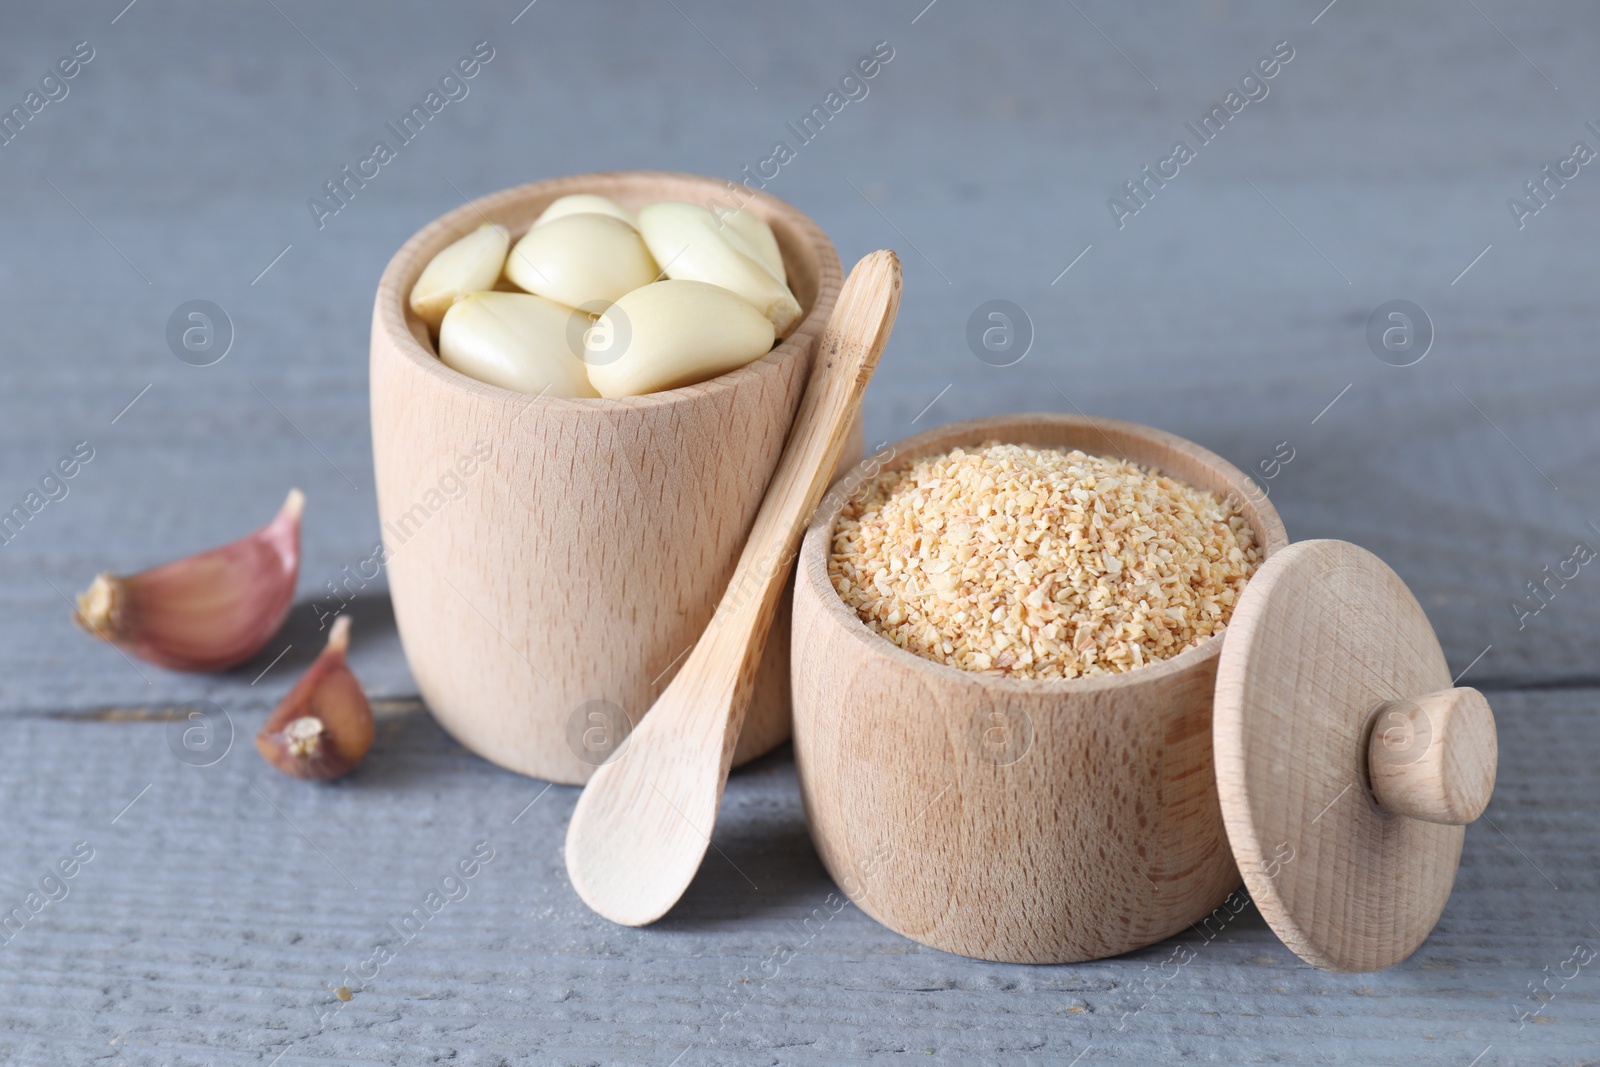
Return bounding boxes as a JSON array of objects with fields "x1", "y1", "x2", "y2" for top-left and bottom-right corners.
[
  {"x1": 792, "y1": 413, "x2": 1291, "y2": 964},
  {"x1": 371, "y1": 172, "x2": 844, "y2": 785}
]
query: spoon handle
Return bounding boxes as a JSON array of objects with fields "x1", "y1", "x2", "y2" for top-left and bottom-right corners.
[
  {"x1": 564, "y1": 251, "x2": 902, "y2": 927},
  {"x1": 698, "y1": 250, "x2": 902, "y2": 733}
]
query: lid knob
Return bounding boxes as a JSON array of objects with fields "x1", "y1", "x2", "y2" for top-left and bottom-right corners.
[{"x1": 1366, "y1": 687, "x2": 1497, "y2": 826}]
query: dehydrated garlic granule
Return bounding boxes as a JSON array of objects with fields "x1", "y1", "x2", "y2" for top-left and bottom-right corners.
[{"x1": 828, "y1": 442, "x2": 1262, "y2": 680}]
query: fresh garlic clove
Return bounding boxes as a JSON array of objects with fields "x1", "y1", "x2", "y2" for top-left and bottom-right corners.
[
  {"x1": 714, "y1": 206, "x2": 785, "y2": 282},
  {"x1": 74, "y1": 489, "x2": 303, "y2": 672},
  {"x1": 637, "y1": 201, "x2": 803, "y2": 338},
  {"x1": 585, "y1": 279, "x2": 776, "y2": 398},
  {"x1": 503, "y1": 213, "x2": 659, "y2": 309},
  {"x1": 255, "y1": 615, "x2": 374, "y2": 781},
  {"x1": 533, "y1": 193, "x2": 638, "y2": 230},
  {"x1": 409, "y1": 223, "x2": 510, "y2": 330},
  {"x1": 438, "y1": 291, "x2": 599, "y2": 398}
]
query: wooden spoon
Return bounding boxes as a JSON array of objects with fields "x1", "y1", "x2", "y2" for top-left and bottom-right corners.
[{"x1": 564, "y1": 249, "x2": 903, "y2": 926}]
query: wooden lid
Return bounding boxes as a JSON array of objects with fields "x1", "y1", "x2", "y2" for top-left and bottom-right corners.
[{"x1": 1213, "y1": 540, "x2": 1498, "y2": 973}]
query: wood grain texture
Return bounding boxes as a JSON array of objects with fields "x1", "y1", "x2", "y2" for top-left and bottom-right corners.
[
  {"x1": 567, "y1": 251, "x2": 902, "y2": 927},
  {"x1": 1, "y1": 687, "x2": 1591, "y2": 1067},
  {"x1": 10, "y1": 2, "x2": 1600, "y2": 721},
  {"x1": 792, "y1": 413, "x2": 1290, "y2": 963},
  {"x1": 1214, "y1": 540, "x2": 1492, "y2": 973},
  {"x1": 370, "y1": 172, "x2": 845, "y2": 786}
]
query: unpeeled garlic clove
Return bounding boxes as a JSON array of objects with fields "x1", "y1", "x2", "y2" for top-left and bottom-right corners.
[
  {"x1": 637, "y1": 201, "x2": 803, "y2": 338},
  {"x1": 255, "y1": 615, "x2": 374, "y2": 781},
  {"x1": 409, "y1": 224, "x2": 510, "y2": 330},
  {"x1": 586, "y1": 279, "x2": 776, "y2": 398},
  {"x1": 74, "y1": 490, "x2": 303, "y2": 672},
  {"x1": 714, "y1": 206, "x2": 785, "y2": 282},
  {"x1": 438, "y1": 291, "x2": 599, "y2": 398},
  {"x1": 533, "y1": 193, "x2": 638, "y2": 230},
  {"x1": 503, "y1": 213, "x2": 659, "y2": 310}
]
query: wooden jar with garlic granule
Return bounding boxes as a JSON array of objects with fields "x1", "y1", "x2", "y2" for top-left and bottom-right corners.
[{"x1": 792, "y1": 412, "x2": 1289, "y2": 964}]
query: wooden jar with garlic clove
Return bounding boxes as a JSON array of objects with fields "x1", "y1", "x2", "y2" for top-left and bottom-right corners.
[{"x1": 371, "y1": 171, "x2": 850, "y2": 786}]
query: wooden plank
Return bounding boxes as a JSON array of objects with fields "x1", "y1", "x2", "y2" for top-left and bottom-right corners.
[
  {"x1": 0, "y1": 687, "x2": 1592, "y2": 1065},
  {"x1": 1, "y1": 2, "x2": 1596, "y2": 717}
]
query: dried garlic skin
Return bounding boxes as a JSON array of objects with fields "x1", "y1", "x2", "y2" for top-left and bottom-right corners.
[
  {"x1": 408, "y1": 223, "x2": 510, "y2": 330},
  {"x1": 533, "y1": 193, "x2": 638, "y2": 230},
  {"x1": 439, "y1": 291, "x2": 599, "y2": 398},
  {"x1": 73, "y1": 489, "x2": 303, "y2": 672},
  {"x1": 714, "y1": 206, "x2": 785, "y2": 282},
  {"x1": 586, "y1": 279, "x2": 775, "y2": 398},
  {"x1": 256, "y1": 615, "x2": 374, "y2": 781},
  {"x1": 503, "y1": 213, "x2": 659, "y2": 310},
  {"x1": 637, "y1": 201, "x2": 802, "y2": 338}
]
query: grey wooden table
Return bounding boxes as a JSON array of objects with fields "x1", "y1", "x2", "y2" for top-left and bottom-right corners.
[{"x1": 2, "y1": 2, "x2": 1597, "y2": 1063}]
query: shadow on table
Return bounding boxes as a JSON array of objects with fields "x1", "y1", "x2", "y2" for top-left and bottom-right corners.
[
  {"x1": 232, "y1": 591, "x2": 399, "y2": 681},
  {"x1": 652, "y1": 744, "x2": 840, "y2": 929},
  {"x1": 239, "y1": 623, "x2": 842, "y2": 927}
]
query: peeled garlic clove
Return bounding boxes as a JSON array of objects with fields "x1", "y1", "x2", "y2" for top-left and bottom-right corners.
[
  {"x1": 715, "y1": 207, "x2": 785, "y2": 282},
  {"x1": 256, "y1": 615, "x2": 374, "y2": 781},
  {"x1": 439, "y1": 291, "x2": 599, "y2": 398},
  {"x1": 409, "y1": 224, "x2": 510, "y2": 330},
  {"x1": 586, "y1": 279, "x2": 775, "y2": 398},
  {"x1": 637, "y1": 201, "x2": 803, "y2": 338},
  {"x1": 533, "y1": 193, "x2": 638, "y2": 230},
  {"x1": 74, "y1": 490, "x2": 303, "y2": 672},
  {"x1": 503, "y1": 213, "x2": 659, "y2": 309}
]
